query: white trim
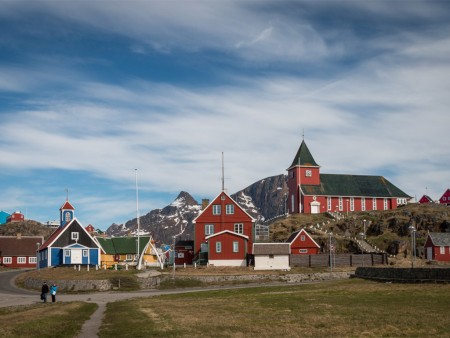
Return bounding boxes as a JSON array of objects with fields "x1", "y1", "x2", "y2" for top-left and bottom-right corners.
[
  {"x1": 287, "y1": 228, "x2": 321, "y2": 248},
  {"x1": 205, "y1": 230, "x2": 249, "y2": 240}
]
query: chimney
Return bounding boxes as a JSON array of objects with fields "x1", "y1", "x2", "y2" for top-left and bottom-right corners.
[
  {"x1": 16, "y1": 233, "x2": 22, "y2": 239},
  {"x1": 202, "y1": 199, "x2": 210, "y2": 210}
]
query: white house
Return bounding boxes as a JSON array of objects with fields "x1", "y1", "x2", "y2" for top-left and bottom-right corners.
[{"x1": 253, "y1": 243, "x2": 291, "y2": 271}]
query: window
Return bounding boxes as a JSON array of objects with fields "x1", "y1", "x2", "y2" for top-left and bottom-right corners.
[
  {"x1": 361, "y1": 198, "x2": 366, "y2": 211},
  {"x1": 327, "y1": 197, "x2": 332, "y2": 211},
  {"x1": 29, "y1": 257, "x2": 36, "y2": 263},
  {"x1": 338, "y1": 197, "x2": 343, "y2": 211},
  {"x1": 299, "y1": 249, "x2": 308, "y2": 253},
  {"x1": 205, "y1": 224, "x2": 214, "y2": 235},
  {"x1": 350, "y1": 198, "x2": 354, "y2": 211},
  {"x1": 440, "y1": 247, "x2": 445, "y2": 255},
  {"x1": 3, "y1": 257, "x2": 12, "y2": 264},
  {"x1": 372, "y1": 198, "x2": 377, "y2": 210},
  {"x1": 384, "y1": 198, "x2": 388, "y2": 210},
  {"x1": 234, "y1": 223, "x2": 243, "y2": 234},
  {"x1": 212, "y1": 205, "x2": 221, "y2": 215},
  {"x1": 300, "y1": 235, "x2": 305, "y2": 241},
  {"x1": 17, "y1": 257, "x2": 26, "y2": 264},
  {"x1": 82, "y1": 249, "x2": 88, "y2": 257},
  {"x1": 216, "y1": 241, "x2": 222, "y2": 253},
  {"x1": 71, "y1": 232, "x2": 79, "y2": 241},
  {"x1": 126, "y1": 254, "x2": 134, "y2": 260},
  {"x1": 226, "y1": 204, "x2": 235, "y2": 214},
  {"x1": 305, "y1": 170, "x2": 312, "y2": 177},
  {"x1": 233, "y1": 241, "x2": 239, "y2": 252},
  {"x1": 65, "y1": 250, "x2": 71, "y2": 257}
]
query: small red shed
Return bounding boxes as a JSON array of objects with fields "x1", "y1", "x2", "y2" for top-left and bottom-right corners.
[
  {"x1": 6, "y1": 211, "x2": 24, "y2": 223},
  {"x1": 286, "y1": 228, "x2": 321, "y2": 255},
  {"x1": 439, "y1": 189, "x2": 450, "y2": 206},
  {"x1": 424, "y1": 232, "x2": 450, "y2": 262},
  {"x1": 0, "y1": 234, "x2": 44, "y2": 268},
  {"x1": 418, "y1": 195, "x2": 433, "y2": 204},
  {"x1": 205, "y1": 230, "x2": 248, "y2": 267},
  {"x1": 175, "y1": 240, "x2": 194, "y2": 265}
]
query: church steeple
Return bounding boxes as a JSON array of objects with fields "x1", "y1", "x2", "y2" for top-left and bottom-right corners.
[
  {"x1": 288, "y1": 139, "x2": 319, "y2": 169},
  {"x1": 60, "y1": 200, "x2": 75, "y2": 227}
]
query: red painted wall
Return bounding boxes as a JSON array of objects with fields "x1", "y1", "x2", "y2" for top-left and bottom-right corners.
[
  {"x1": 207, "y1": 232, "x2": 248, "y2": 261},
  {"x1": 290, "y1": 231, "x2": 320, "y2": 255},
  {"x1": 195, "y1": 192, "x2": 253, "y2": 256},
  {"x1": 0, "y1": 255, "x2": 36, "y2": 268},
  {"x1": 439, "y1": 189, "x2": 450, "y2": 205},
  {"x1": 424, "y1": 237, "x2": 450, "y2": 262}
]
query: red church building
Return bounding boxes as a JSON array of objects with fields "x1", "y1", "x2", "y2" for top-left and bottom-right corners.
[
  {"x1": 287, "y1": 139, "x2": 411, "y2": 215},
  {"x1": 193, "y1": 191, "x2": 255, "y2": 266},
  {"x1": 439, "y1": 189, "x2": 450, "y2": 206}
]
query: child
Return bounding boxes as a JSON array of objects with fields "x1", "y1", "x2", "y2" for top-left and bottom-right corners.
[{"x1": 50, "y1": 283, "x2": 58, "y2": 303}]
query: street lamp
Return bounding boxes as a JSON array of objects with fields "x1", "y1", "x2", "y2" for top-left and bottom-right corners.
[
  {"x1": 363, "y1": 219, "x2": 367, "y2": 239},
  {"x1": 329, "y1": 233, "x2": 333, "y2": 272},
  {"x1": 36, "y1": 242, "x2": 40, "y2": 270},
  {"x1": 409, "y1": 225, "x2": 416, "y2": 268},
  {"x1": 359, "y1": 233, "x2": 365, "y2": 267}
]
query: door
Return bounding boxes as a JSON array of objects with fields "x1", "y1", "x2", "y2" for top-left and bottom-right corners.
[
  {"x1": 426, "y1": 247, "x2": 433, "y2": 260},
  {"x1": 310, "y1": 201, "x2": 320, "y2": 214},
  {"x1": 71, "y1": 249, "x2": 82, "y2": 264}
]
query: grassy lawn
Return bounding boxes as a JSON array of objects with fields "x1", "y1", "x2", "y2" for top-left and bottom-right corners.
[
  {"x1": 100, "y1": 279, "x2": 450, "y2": 337},
  {"x1": 0, "y1": 302, "x2": 97, "y2": 338}
]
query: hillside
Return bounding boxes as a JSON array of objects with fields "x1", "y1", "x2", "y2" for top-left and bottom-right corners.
[{"x1": 0, "y1": 220, "x2": 54, "y2": 239}]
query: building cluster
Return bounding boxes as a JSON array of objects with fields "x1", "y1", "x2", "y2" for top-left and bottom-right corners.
[
  {"x1": 418, "y1": 189, "x2": 450, "y2": 205},
  {"x1": 1, "y1": 139, "x2": 449, "y2": 269}
]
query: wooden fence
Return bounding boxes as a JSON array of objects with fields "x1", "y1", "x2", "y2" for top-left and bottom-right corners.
[{"x1": 290, "y1": 253, "x2": 388, "y2": 268}]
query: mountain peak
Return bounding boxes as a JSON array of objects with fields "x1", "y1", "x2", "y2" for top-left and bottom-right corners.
[{"x1": 170, "y1": 191, "x2": 199, "y2": 208}]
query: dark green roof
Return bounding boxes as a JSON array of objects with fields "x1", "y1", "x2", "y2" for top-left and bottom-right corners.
[
  {"x1": 289, "y1": 140, "x2": 319, "y2": 168},
  {"x1": 301, "y1": 174, "x2": 411, "y2": 198},
  {"x1": 96, "y1": 236, "x2": 151, "y2": 255},
  {"x1": 428, "y1": 233, "x2": 450, "y2": 246}
]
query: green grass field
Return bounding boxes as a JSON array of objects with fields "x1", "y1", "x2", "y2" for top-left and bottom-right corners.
[{"x1": 100, "y1": 279, "x2": 450, "y2": 337}]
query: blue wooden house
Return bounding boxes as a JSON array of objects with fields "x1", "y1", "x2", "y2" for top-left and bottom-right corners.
[
  {"x1": 0, "y1": 211, "x2": 11, "y2": 225},
  {"x1": 37, "y1": 200, "x2": 101, "y2": 268}
]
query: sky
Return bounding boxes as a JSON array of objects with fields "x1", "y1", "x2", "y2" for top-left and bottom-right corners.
[{"x1": 1, "y1": 0, "x2": 449, "y2": 230}]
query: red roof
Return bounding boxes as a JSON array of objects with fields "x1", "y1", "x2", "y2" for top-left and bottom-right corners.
[
  {"x1": 60, "y1": 201, "x2": 75, "y2": 210},
  {"x1": 0, "y1": 235, "x2": 44, "y2": 255}
]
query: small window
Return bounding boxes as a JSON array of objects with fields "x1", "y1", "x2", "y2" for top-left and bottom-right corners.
[
  {"x1": 233, "y1": 241, "x2": 239, "y2": 252},
  {"x1": 440, "y1": 247, "x2": 445, "y2": 254},
  {"x1": 299, "y1": 249, "x2": 308, "y2": 253},
  {"x1": 350, "y1": 197, "x2": 354, "y2": 211},
  {"x1": 65, "y1": 250, "x2": 71, "y2": 257},
  {"x1": 372, "y1": 198, "x2": 377, "y2": 210},
  {"x1": 300, "y1": 235, "x2": 305, "y2": 241},
  {"x1": 212, "y1": 205, "x2": 221, "y2": 215},
  {"x1": 126, "y1": 254, "x2": 134, "y2": 261},
  {"x1": 71, "y1": 232, "x2": 79, "y2": 241},
  {"x1": 361, "y1": 198, "x2": 366, "y2": 211},
  {"x1": 383, "y1": 198, "x2": 388, "y2": 210},
  {"x1": 305, "y1": 170, "x2": 312, "y2": 177},
  {"x1": 234, "y1": 223, "x2": 243, "y2": 234},
  {"x1": 17, "y1": 257, "x2": 26, "y2": 264},
  {"x1": 82, "y1": 249, "x2": 88, "y2": 257},
  {"x1": 327, "y1": 197, "x2": 332, "y2": 211},
  {"x1": 216, "y1": 241, "x2": 222, "y2": 253},
  {"x1": 226, "y1": 204, "x2": 235, "y2": 214},
  {"x1": 339, "y1": 197, "x2": 343, "y2": 211},
  {"x1": 205, "y1": 224, "x2": 214, "y2": 235},
  {"x1": 3, "y1": 257, "x2": 12, "y2": 264},
  {"x1": 29, "y1": 257, "x2": 37, "y2": 263}
]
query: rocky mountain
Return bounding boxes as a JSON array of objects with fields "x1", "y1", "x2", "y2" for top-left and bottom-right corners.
[{"x1": 105, "y1": 174, "x2": 289, "y2": 244}]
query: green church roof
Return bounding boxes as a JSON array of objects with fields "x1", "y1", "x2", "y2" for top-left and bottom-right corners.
[
  {"x1": 96, "y1": 236, "x2": 151, "y2": 255},
  {"x1": 301, "y1": 174, "x2": 411, "y2": 198},
  {"x1": 289, "y1": 140, "x2": 319, "y2": 168}
]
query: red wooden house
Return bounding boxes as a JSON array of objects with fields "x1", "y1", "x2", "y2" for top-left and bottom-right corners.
[
  {"x1": 206, "y1": 230, "x2": 249, "y2": 266},
  {"x1": 6, "y1": 211, "x2": 25, "y2": 223},
  {"x1": 193, "y1": 191, "x2": 255, "y2": 265},
  {"x1": 418, "y1": 195, "x2": 433, "y2": 204},
  {"x1": 0, "y1": 234, "x2": 44, "y2": 268},
  {"x1": 439, "y1": 189, "x2": 450, "y2": 206},
  {"x1": 286, "y1": 228, "x2": 320, "y2": 255},
  {"x1": 174, "y1": 240, "x2": 195, "y2": 265},
  {"x1": 287, "y1": 139, "x2": 411, "y2": 215},
  {"x1": 424, "y1": 232, "x2": 450, "y2": 262}
]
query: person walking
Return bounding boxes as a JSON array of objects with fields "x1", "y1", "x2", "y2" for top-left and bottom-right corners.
[
  {"x1": 41, "y1": 282, "x2": 49, "y2": 303},
  {"x1": 50, "y1": 283, "x2": 58, "y2": 303}
]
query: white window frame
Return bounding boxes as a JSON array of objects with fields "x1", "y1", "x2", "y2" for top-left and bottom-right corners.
[
  {"x1": 338, "y1": 197, "x2": 343, "y2": 211},
  {"x1": 440, "y1": 246, "x2": 445, "y2": 255},
  {"x1": 350, "y1": 197, "x2": 354, "y2": 211},
  {"x1": 384, "y1": 198, "x2": 388, "y2": 210},
  {"x1": 305, "y1": 170, "x2": 312, "y2": 177},
  {"x1": 300, "y1": 235, "x2": 305, "y2": 241},
  {"x1": 126, "y1": 254, "x2": 134, "y2": 261},
  {"x1": 65, "y1": 249, "x2": 71, "y2": 257},
  {"x1": 205, "y1": 224, "x2": 214, "y2": 235},
  {"x1": 17, "y1": 257, "x2": 26, "y2": 264},
  {"x1": 71, "y1": 232, "x2": 79, "y2": 241},
  {"x1": 372, "y1": 198, "x2": 377, "y2": 210},
  {"x1": 216, "y1": 241, "x2": 222, "y2": 253},
  {"x1": 29, "y1": 257, "x2": 36, "y2": 263},
  {"x1": 234, "y1": 223, "x2": 243, "y2": 234},
  {"x1": 3, "y1": 257, "x2": 12, "y2": 264},
  {"x1": 327, "y1": 197, "x2": 332, "y2": 211},
  {"x1": 226, "y1": 204, "x2": 235, "y2": 214},
  {"x1": 299, "y1": 249, "x2": 308, "y2": 253},
  {"x1": 212, "y1": 205, "x2": 221, "y2": 215},
  {"x1": 361, "y1": 198, "x2": 366, "y2": 211},
  {"x1": 233, "y1": 241, "x2": 239, "y2": 253},
  {"x1": 82, "y1": 249, "x2": 88, "y2": 257}
]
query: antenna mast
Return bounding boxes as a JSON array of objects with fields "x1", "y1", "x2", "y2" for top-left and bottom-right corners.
[
  {"x1": 135, "y1": 169, "x2": 141, "y2": 270},
  {"x1": 221, "y1": 152, "x2": 225, "y2": 191}
]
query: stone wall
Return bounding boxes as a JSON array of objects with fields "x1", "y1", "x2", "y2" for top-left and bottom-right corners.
[
  {"x1": 25, "y1": 278, "x2": 112, "y2": 291},
  {"x1": 354, "y1": 267, "x2": 450, "y2": 282}
]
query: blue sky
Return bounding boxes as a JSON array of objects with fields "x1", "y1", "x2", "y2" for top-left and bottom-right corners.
[{"x1": 1, "y1": 1, "x2": 449, "y2": 230}]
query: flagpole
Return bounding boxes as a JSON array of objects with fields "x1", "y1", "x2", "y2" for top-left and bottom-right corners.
[{"x1": 135, "y1": 169, "x2": 141, "y2": 270}]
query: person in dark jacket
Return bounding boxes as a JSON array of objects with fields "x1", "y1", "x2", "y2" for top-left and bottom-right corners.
[
  {"x1": 41, "y1": 282, "x2": 49, "y2": 303},
  {"x1": 50, "y1": 283, "x2": 58, "y2": 303}
]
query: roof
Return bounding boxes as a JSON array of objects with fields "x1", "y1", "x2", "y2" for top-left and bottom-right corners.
[
  {"x1": 301, "y1": 174, "x2": 411, "y2": 198},
  {"x1": 253, "y1": 243, "x2": 290, "y2": 255},
  {"x1": 95, "y1": 236, "x2": 151, "y2": 255},
  {"x1": 419, "y1": 195, "x2": 433, "y2": 203},
  {"x1": 205, "y1": 230, "x2": 249, "y2": 241},
  {"x1": 288, "y1": 140, "x2": 319, "y2": 169},
  {"x1": 60, "y1": 200, "x2": 75, "y2": 210},
  {"x1": 427, "y1": 233, "x2": 450, "y2": 247},
  {"x1": 0, "y1": 235, "x2": 44, "y2": 256}
]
